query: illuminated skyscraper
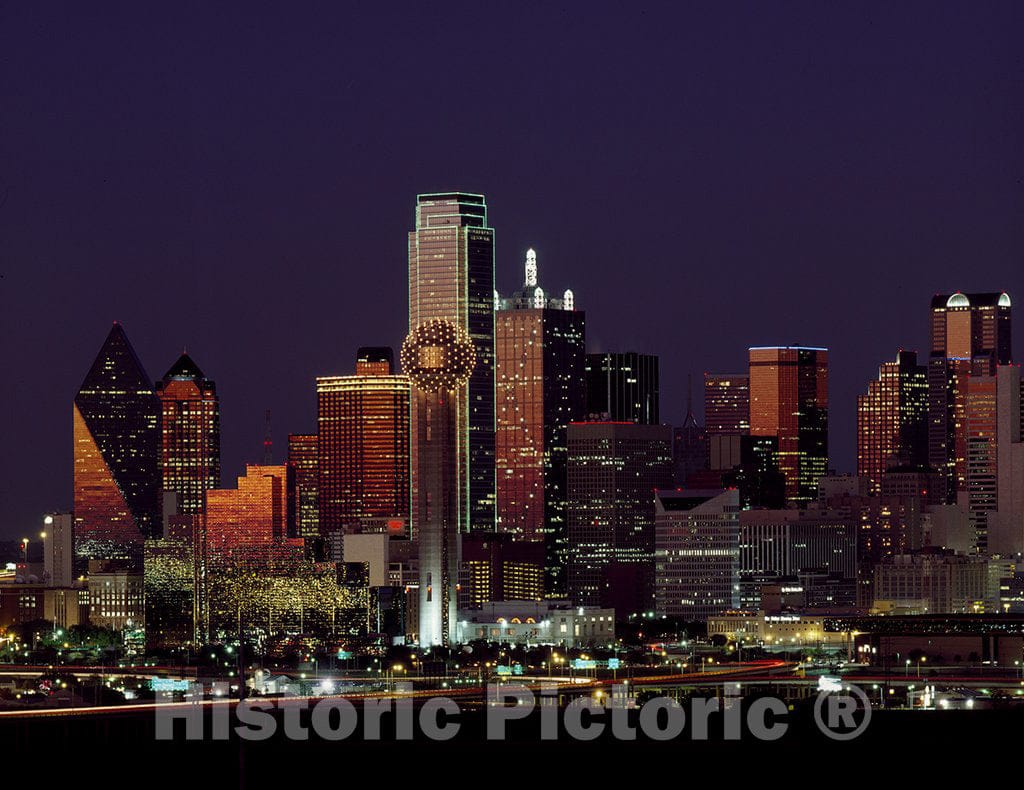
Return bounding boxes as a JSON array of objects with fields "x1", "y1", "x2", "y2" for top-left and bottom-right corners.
[
  {"x1": 495, "y1": 249, "x2": 585, "y2": 596},
  {"x1": 317, "y1": 348, "x2": 410, "y2": 536},
  {"x1": 928, "y1": 292, "x2": 1013, "y2": 502},
  {"x1": 748, "y1": 346, "x2": 828, "y2": 505},
  {"x1": 567, "y1": 422, "x2": 673, "y2": 615},
  {"x1": 408, "y1": 193, "x2": 496, "y2": 532},
  {"x1": 156, "y1": 353, "x2": 220, "y2": 517},
  {"x1": 993, "y1": 366, "x2": 1024, "y2": 556},
  {"x1": 585, "y1": 352, "x2": 659, "y2": 424},
  {"x1": 402, "y1": 319, "x2": 477, "y2": 646},
  {"x1": 966, "y1": 365, "x2": 1024, "y2": 554},
  {"x1": 74, "y1": 323, "x2": 160, "y2": 568},
  {"x1": 856, "y1": 350, "x2": 928, "y2": 494},
  {"x1": 287, "y1": 433, "x2": 319, "y2": 538},
  {"x1": 704, "y1": 373, "x2": 750, "y2": 435}
]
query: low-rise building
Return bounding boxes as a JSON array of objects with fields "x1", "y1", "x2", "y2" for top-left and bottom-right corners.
[
  {"x1": 872, "y1": 548, "x2": 989, "y2": 614},
  {"x1": 707, "y1": 610, "x2": 852, "y2": 648},
  {"x1": 457, "y1": 601, "x2": 614, "y2": 647}
]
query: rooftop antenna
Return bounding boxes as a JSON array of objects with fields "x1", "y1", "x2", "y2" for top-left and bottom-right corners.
[{"x1": 263, "y1": 409, "x2": 273, "y2": 465}]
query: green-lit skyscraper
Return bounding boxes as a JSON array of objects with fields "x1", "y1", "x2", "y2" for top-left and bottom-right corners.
[{"x1": 408, "y1": 193, "x2": 496, "y2": 534}]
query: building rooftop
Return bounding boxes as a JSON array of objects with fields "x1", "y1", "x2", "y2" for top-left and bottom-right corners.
[{"x1": 161, "y1": 352, "x2": 205, "y2": 381}]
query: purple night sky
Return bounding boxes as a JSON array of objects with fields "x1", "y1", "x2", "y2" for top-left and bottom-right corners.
[{"x1": 1, "y1": 2, "x2": 1022, "y2": 538}]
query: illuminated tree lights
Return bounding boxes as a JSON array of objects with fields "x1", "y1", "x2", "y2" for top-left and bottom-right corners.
[{"x1": 400, "y1": 319, "x2": 476, "y2": 392}]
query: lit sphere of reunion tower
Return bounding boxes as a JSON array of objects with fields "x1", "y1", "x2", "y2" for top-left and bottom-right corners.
[{"x1": 400, "y1": 318, "x2": 476, "y2": 392}]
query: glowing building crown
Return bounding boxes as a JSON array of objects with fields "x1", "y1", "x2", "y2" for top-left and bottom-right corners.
[{"x1": 400, "y1": 319, "x2": 476, "y2": 392}]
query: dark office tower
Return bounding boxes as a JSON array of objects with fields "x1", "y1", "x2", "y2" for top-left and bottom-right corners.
[
  {"x1": 74, "y1": 323, "x2": 160, "y2": 569},
  {"x1": 495, "y1": 249, "x2": 585, "y2": 598},
  {"x1": 408, "y1": 192, "x2": 496, "y2": 532},
  {"x1": 718, "y1": 436, "x2": 786, "y2": 509},
  {"x1": 156, "y1": 353, "x2": 220, "y2": 517},
  {"x1": 317, "y1": 349, "x2": 410, "y2": 535},
  {"x1": 749, "y1": 346, "x2": 829, "y2": 506},
  {"x1": 673, "y1": 384, "x2": 708, "y2": 487},
  {"x1": 287, "y1": 434, "x2": 319, "y2": 538},
  {"x1": 856, "y1": 350, "x2": 929, "y2": 495},
  {"x1": 928, "y1": 292, "x2": 1013, "y2": 502},
  {"x1": 567, "y1": 422, "x2": 673, "y2": 616},
  {"x1": 704, "y1": 373, "x2": 750, "y2": 435},
  {"x1": 585, "y1": 352, "x2": 660, "y2": 424}
]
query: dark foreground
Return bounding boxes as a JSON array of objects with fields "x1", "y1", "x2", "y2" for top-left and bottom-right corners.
[{"x1": 2, "y1": 694, "x2": 1020, "y2": 783}]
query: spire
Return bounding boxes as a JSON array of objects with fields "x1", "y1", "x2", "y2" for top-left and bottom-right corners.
[
  {"x1": 681, "y1": 374, "x2": 700, "y2": 430},
  {"x1": 263, "y1": 409, "x2": 273, "y2": 465}
]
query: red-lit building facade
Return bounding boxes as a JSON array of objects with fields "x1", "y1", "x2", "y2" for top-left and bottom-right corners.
[
  {"x1": 749, "y1": 346, "x2": 829, "y2": 505},
  {"x1": 316, "y1": 348, "x2": 410, "y2": 536},
  {"x1": 495, "y1": 249, "x2": 585, "y2": 597},
  {"x1": 928, "y1": 292, "x2": 1012, "y2": 503},
  {"x1": 156, "y1": 353, "x2": 220, "y2": 517}
]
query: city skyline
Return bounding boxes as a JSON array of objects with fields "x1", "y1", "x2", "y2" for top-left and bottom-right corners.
[
  {"x1": 3, "y1": 3, "x2": 1024, "y2": 539},
  {"x1": 4, "y1": 6, "x2": 1024, "y2": 767},
  {"x1": 1, "y1": 264, "x2": 1019, "y2": 540}
]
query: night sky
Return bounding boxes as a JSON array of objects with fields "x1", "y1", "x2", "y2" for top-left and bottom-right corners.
[{"x1": 2, "y1": 2, "x2": 1022, "y2": 538}]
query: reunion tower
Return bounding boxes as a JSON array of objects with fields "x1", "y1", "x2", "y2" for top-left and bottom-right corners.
[{"x1": 401, "y1": 319, "x2": 476, "y2": 646}]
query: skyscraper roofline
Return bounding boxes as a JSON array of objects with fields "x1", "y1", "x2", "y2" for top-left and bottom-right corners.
[
  {"x1": 749, "y1": 345, "x2": 828, "y2": 352},
  {"x1": 930, "y1": 292, "x2": 1011, "y2": 309},
  {"x1": 416, "y1": 191, "x2": 486, "y2": 203}
]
